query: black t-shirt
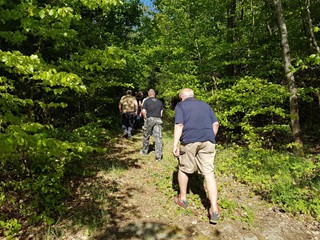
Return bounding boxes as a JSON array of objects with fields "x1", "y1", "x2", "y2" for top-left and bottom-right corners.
[{"x1": 142, "y1": 97, "x2": 163, "y2": 118}]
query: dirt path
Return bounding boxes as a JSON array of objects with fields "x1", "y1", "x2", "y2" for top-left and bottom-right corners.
[
  {"x1": 84, "y1": 132, "x2": 319, "y2": 240},
  {"x1": 50, "y1": 131, "x2": 319, "y2": 240}
]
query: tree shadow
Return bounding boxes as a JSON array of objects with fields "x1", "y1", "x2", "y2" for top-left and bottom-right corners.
[
  {"x1": 41, "y1": 135, "x2": 197, "y2": 240},
  {"x1": 65, "y1": 177, "x2": 140, "y2": 229},
  {"x1": 171, "y1": 167, "x2": 210, "y2": 210},
  {"x1": 92, "y1": 221, "x2": 184, "y2": 240},
  {"x1": 148, "y1": 142, "x2": 155, "y2": 153},
  {"x1": 54, "y1": 139, "x2": 143, "y2": 227}
]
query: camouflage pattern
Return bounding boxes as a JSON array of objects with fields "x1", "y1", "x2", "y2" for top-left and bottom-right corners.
[
  {"x1": 119, "y1": 93, "x2": 137, "y2": 138},
  {"x1": 120, "y1": 95, "x2": 136, "y2": 112},
  {"x1": 141, "y1": 117, "x2": 163, "y2": 160}
]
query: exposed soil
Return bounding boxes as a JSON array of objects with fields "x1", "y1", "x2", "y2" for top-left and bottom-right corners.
[{"x1": 27, "y1": 131, "x2": 320, "y2": 240}]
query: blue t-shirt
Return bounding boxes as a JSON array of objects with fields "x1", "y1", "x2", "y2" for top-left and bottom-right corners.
[{"x1": 174, "y1": 97, "x2": 218, "y2": 144}]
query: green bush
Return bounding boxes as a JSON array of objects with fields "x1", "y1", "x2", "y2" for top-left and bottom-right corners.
[
  {"x1": 219, "y1": 147, "x2": 319, "y2": 220},
  {"x1": 209, "y1": 77, "x2": 291, "y2": 148},
  {"x1": 0, "y1": 218, "x2": 21, "y2": 239},
  {"x1": 0, "y1": 122, "x2": 108, "y2": 233}
]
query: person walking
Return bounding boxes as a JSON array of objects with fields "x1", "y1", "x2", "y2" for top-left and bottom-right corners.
[
  {"x1": 118, "y1": 90, "x2": 138, "y2": 138},
  {"x1": 133, "y1": 91, "x2": 144, "y2": 129},
  {"x1": 172, "y1": 88, "x2": 220, "y2": 224},
  {"x1": 140, "y1": 89, "x2": 163, "y2": 161}
]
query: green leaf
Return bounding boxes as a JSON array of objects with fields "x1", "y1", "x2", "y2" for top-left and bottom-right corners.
[{"x1": 39, "y1": 10, "x2": 46, "y2": 19}]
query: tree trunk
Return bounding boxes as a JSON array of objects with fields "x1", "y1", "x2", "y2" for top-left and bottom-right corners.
[
  {"x1": 306, "y1": 0, "x2": 320, "y2": 53},
  {"x1": 227, "y1": 0, "x2": 237, "y2": 75},
  {"x1": 250, "y1": 0, "x2": 255, "y2": 26},
  {"x1": 273, "y1": 0, "x2": 304, "y2": 156}
]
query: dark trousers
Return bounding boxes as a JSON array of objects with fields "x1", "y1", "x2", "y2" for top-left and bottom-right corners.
[{"x1": 121, "y1": 112, "x2": 135, "y2": 136}]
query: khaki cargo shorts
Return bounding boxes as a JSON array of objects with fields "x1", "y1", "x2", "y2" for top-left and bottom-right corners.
[{"x1": 178, "y1": 141, "x2": 216, "y2": 176}]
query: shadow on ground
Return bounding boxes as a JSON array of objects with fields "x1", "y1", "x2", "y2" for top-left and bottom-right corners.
[
  {"x1": 47, "y1": 134, "x2": 190, "y2": 239},
  {"x1": 92, "y1": 221, "x2": 184, "y2": 240},
  {"x1": 172, "y1": 168, "x2": 210, "y2": 210},
  {"x1": 65, "y1": 137, "x2": 142, "y2": 223}
]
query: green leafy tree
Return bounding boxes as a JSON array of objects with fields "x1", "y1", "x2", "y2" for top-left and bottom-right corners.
[
  {"x1": 0, "y1": 0, "x2": 147, "y2": 236},
  {"x1": 147, "y1": 0, "x2": 319, "y2": 151}
]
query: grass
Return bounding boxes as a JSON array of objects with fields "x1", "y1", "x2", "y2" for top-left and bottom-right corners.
[
  {"x1": 155, "y1": 132, "x2": 319, "y2": 222},
  {"x1": 217, "y1": 145, "x2": 320, "y2": 220},
  {"x1": 40, "y1": 129, "x2": 319, "y2": 239}
]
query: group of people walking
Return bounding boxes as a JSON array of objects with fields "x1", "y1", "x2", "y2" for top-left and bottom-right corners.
[
  {"x1": 118, "y1": 88, "x2": 220, "y2": 224},
  {"x1": 118, "y1": 89, "x2": 164, "y2": 161}
]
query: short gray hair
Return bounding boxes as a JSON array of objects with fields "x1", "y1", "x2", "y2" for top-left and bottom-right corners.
[
  {"x1": 179, "y1": 88, "x2": 194, "y2": 99},
  {"x1": 148, "y1": 89, "x2": 156, "y2": 97}
]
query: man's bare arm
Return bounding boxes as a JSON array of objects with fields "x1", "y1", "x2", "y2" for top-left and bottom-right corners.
[
  {"x1": 213, "y1": 122, "x2": 219, "y2": 136},
  {"x1": 141, "y1": 109, "x2": 147, "y2": 118},
  {"x1": 173, "y1": 123, "x2": 184, "y2": 157}
]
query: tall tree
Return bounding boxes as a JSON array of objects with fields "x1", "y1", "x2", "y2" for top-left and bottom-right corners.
[
  {"x1": 0, "y1": 0, "x2": 147, "y2": 235},
  {"x1": 305, "y1": 0, "x2": 320, "y2": 53},
  {"x1": 273, "y1": 0, "x2": 304, "y2": 155},
  {"x1": 227, "y1": 0, "x2": 237, "y2": 75}
]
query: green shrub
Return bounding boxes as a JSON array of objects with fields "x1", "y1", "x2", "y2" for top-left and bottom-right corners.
[
  {"x1": 209, "y1": 77, "x2": 291, "y2": 148},
  {"x1": 0, "y1": 218, "x2": 21, "y2": 239},
  {"x1": 219, "y1": 147, "x2": 319, "y2": 220},
  {"x1": 0, "y1": 122, "x2": 108, "y2": 230}
]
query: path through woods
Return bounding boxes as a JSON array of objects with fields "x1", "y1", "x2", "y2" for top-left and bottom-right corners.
[{"x1": 42, "y1": 131, "x2": 319, "y2": 240}]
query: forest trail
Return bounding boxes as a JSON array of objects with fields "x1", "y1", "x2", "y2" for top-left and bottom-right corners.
[{"x1": 52, "y1": 131, "x2": 319, "y2": 240}]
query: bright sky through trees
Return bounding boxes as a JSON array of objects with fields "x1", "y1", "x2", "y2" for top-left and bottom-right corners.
[{"x1": 141, "y1": 0, "x2": 153, "y2": 8}]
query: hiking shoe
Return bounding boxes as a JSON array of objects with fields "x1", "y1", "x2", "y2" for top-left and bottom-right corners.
[
  {"x1": 208, "y1": 207, "x2": 220, "y2": 224},
  {"x1": 140, "y1": 150, "x2": 148, "y2": 156},
  {"x1": 174, "y1": 194, "x2": 188, "y2": 209}
]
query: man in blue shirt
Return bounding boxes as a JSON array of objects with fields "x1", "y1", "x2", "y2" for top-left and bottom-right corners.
[{"x1": 173, "y1": 88, "x2": 220, "y2": 224}]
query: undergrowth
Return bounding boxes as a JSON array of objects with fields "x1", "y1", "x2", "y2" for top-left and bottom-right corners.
[
  {"x1": 217, "y1": 145, "x2": 320, "y2": 221},
  {"x1": 3, "y1": 129, "x2": 318, "y2": 239},
  {"x1": 0, "y1": 122, "x2": 109, "y2": 239},
  {"x1": 150, "y1": 133, "x2": 319, "y2": 223}
]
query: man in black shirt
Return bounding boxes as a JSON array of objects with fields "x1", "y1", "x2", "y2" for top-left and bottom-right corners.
[{"x1": 140, "y1": 89, "x2": 163, "y2": 161}]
